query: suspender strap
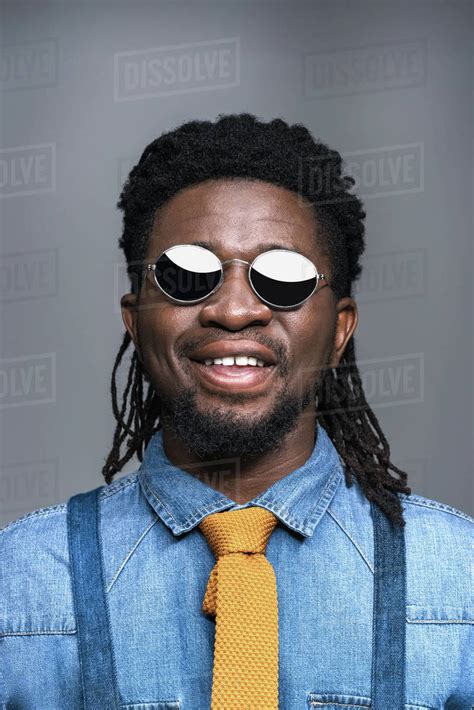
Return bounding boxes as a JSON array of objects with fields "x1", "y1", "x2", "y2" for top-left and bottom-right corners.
[
  {"x1": 370, "y1": 498, "x2": 407, "y2": 708},
  {"x1": 67, "y1": 488, "x2": 120, "y2": 709}
]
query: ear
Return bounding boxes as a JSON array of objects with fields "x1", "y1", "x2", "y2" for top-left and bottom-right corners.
[
  {"x1": 329, "y1": 297, "x2": 358, "y2": 368},
  {"x1": 121, "y1": 293, "x2": 143, "y2": 362}
]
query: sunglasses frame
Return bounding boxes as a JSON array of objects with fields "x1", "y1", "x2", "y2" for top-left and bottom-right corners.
[{"x1": 143, "y1": 244, "x2": 331, "y2": 310}]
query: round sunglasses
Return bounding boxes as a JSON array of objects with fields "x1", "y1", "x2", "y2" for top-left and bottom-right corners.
[{"x1": 144, "y1": 244, "x2": 331, "y2": 310}]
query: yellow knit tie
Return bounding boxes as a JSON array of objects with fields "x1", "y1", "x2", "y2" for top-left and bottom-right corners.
[{"x1": 198, "y1": 506, "x2": 280, "y2": 710}]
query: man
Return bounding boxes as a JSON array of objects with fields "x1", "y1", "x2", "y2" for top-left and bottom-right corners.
[{"x1": 1, "y1": 114, "x2": 472, "y2": 709}]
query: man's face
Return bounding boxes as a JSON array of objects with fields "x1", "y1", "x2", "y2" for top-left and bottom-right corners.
[{"x1": 121, "y1": 178, "x2": 357, "y2": 461}]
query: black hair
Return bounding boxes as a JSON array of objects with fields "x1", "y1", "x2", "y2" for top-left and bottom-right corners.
[{"x1": 103, "y1": 112, "x2": 411, "y2": 527}]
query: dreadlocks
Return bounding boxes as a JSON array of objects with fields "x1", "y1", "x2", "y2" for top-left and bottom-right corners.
[{"x1": 103, "y1": 112, "x2": 412, "y2": 527}]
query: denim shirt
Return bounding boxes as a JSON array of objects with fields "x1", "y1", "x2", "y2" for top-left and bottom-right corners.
[{"x1": 1, "y1": 423, "x2": 472, "y2": 709}]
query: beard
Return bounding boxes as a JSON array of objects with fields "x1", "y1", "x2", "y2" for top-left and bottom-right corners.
[{"x1": 157, "y1": 375, "x2": 320, "y2": 463}]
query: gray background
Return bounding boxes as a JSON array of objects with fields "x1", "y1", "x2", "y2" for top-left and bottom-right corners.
[{"x1": 0, "y1": 0, "x2": 472, "y2": 527}]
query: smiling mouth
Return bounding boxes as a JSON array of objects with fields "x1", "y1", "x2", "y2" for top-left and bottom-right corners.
[{"x1": 189, "y1": 359, "x2": 277, "y2": 394}]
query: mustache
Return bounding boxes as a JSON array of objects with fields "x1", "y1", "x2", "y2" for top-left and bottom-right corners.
[{"x1": 178, "y1": 333, "x2": 287, "y2": 367}]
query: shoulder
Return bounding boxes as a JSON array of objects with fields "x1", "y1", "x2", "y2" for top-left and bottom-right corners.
[
  {"x1": 400, "y1": 490, "x2": 472, "y2": 548},
  {"x1": 400, "y1": 490, "x2": 473, "y2": 524},
  {"x1": 0, "y1": 471, "x2": 141, "y2": 636},
  {"x1": 399, "y1": 492, "x2": 473, "y2": 623},
  {"x1": 0, "y1": 470, "x2": 141, "y2": 539}
]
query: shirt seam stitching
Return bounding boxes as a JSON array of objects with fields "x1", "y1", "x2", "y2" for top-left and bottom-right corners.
[
  {"x1": 0, "y1": 505, "x2": 66, "y2": 535},
  {"x1": 0, "y1": 629, "x2": 77, "y2": 636},
  {"x1": 106, "y1": 517, "x2": 160, "y2": 593},
  {"x1": 406, "y1": 618, "x2": 473, "y2": 624},
  {"x1": 326, "y1": 507, "x2": 374, "y2": 575},
  {"x1": 0, "y1": 476, "x2": 140, "y2": 536},
  {"x1": 99, "y1": 473, "x2": 139, "y2": 500},
  {"x1": 401, "y1": 496, "x2": 473, "y2": 523}
]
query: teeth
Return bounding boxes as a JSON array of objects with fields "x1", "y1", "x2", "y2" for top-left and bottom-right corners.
[{"x1": 202, "y1": 356, "x2": 266, "y2": 367}]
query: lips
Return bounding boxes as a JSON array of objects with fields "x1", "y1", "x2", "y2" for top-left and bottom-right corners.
[
  {"x1": 188, "y1": 339, "x2": 278, "y2": 366},
  {"x1": 190, "y1": 360, "x2": 277, "y2": 394}
]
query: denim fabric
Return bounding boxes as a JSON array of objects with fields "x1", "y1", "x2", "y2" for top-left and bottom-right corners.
[
  {"x1": 66, "y1": 480, "x2": 406, "y2": 709},
  {"x1": 1, "y1": 423, "x2": 473, "y2": 709}
]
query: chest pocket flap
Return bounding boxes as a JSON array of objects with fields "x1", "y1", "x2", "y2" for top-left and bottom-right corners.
[
  {"x1": 307, "y1": 693, "x2": 435, "y2": 709},
  {"x1": 308, "y1": 694, "x2": 371, "y2": 709}
]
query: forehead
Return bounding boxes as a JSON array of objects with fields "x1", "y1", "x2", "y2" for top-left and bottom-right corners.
[{"x1": 147, "y1": 179, "x2": 326, "y2": 262}]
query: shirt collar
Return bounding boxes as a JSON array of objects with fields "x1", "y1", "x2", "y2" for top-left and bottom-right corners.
[{"x1": 137, "y1": 423, "x2": 344, "y2": 539}]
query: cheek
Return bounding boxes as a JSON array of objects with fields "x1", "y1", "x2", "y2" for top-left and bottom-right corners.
[
  {"x1": 295, "y1": 341, "x2": 327, "y2": 389},
  {"x1": 137, "y1": 303, "x2": 193, "y2": 373},
  {"x1": 138, "y1": 305, "x2": 166, "y2": 356},
  {"x1": 289, "y1": 314, "x2": 334, "y2": 383}
]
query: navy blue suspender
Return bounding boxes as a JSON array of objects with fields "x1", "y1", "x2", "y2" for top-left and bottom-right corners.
[
  {"x1": 370, "y1": 498, "x2": 407, "y2": 707},
  {"x1": 67, "y1": 488, "x2": 120, "y2": 709}
]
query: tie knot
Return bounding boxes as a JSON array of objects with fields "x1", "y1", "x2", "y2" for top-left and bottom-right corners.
[{"x1": 198, "y1": 506, "x2": 278, "y2": 558}]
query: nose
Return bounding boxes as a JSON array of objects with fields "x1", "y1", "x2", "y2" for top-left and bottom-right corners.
[{"x1": 198, "y1": 261, "x2": 273, "y2": 330}]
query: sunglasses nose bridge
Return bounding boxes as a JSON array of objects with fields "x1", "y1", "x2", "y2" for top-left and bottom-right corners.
[
  {"x1": 217, "y1": 258, "x2": 254, "y2": 293},
  {"x1": 220, "y1": 258, "x2": 251, "y2": 268},
  {"x1": 216, "y1": 258, "x2": 258, "y2": 301}
]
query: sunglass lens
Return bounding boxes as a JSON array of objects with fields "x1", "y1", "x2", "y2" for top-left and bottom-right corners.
[
  {"x1": 250, "y1": 251, "x2": 317, "y2": 307},
  {"x1": 155, "y1": 245, "x2": 221, "y2": 302}
]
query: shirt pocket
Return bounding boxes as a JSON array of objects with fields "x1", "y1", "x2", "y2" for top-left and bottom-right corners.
[{"x1": 307, "y1": 693, "x2": 436, "y2": 709}]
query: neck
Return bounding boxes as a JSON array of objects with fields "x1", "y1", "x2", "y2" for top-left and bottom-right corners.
[{"x1": 161, "y1": 416, "x2": 318, "y2": 504}]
